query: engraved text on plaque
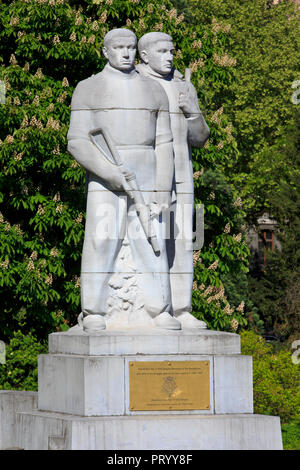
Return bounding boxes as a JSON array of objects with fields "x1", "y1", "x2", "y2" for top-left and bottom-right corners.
[{"x1": 129, "y1": 361, "x2": 210, "y2": 411}]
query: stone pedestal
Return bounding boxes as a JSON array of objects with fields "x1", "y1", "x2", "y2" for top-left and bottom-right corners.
[
  {"x1": 0, "y1": 391, "x2": 38, "y2": 450},
  {"x1": 14, "y1": 327, "x2": 282, "y2": 450}
]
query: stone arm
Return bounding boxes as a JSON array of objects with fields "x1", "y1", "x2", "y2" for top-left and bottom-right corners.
[
  {"x1": 67, "y1": 84, "x2": 126, "y2": 191},
  {"x1": 187, "y1": 113, "x2": 210, "y2": 148},
  {"x1": 154, "y1": 90, "x2": 174, "y2": 208},
  {"x1": 179, "y1": 81, "x2": 210, "y2": 148}
]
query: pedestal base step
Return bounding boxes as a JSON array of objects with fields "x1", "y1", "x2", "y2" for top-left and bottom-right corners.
[
  {"x1": 48, "y1": 328, "x2": 241, "y2": 356},
  {"x1": 17, "y1": 410, "x2": 283, "y2": 450}
]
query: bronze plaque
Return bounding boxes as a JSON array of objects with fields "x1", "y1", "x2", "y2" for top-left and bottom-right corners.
[{"x1": 129, "y1": 361, "x2": 210, "y2": 411}]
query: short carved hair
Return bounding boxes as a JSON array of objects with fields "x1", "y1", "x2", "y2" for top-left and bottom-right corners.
[
  {"x1": 103, "y1": 28, "x2": 137, "y2": 48},
  {"x1": 138, "y1": 32, "x2": 173, "y2": 58}
]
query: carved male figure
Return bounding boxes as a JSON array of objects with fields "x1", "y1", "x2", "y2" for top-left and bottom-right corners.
[
  {"x1": 137, "y1": 32, "x2": 210, "y2": 328},
  {"x1": 67, "y1": 29, "x2": 181, "y2": 332}
]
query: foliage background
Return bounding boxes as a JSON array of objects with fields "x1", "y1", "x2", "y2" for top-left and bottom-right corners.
[
  {"x1": 0, "y1": 0, "x2": 252, "y2": 340},
  {"x1": 173, "y1": 0, "x2": 300, "y2": 340},
  {"x1": 0, "y1": 0, "x2": 300, "y2": 450}
]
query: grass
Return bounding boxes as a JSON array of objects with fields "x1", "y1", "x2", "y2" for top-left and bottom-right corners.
[{"x1": 281, "y1": 420, "x2": 300, "y2": 450}]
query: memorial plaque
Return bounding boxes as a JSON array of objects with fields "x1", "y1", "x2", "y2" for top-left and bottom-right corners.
[{"x1": 129, "y1": 361, "x2": 210, "y2": 411}]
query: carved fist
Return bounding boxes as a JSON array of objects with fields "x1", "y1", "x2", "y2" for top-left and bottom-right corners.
[
  {"x1": 178, "y1": 82, "x2": 201, "y2": 118},
  {"x1": 151, "y1": 191, "x2": 171, "y2": 215},
  {"x1": 106, "y1": 167, "x2": 129, "y2": 192}
]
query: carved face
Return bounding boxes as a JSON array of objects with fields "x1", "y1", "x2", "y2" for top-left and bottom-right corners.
[
  {"x1": 142, "y1": 40, "x2": 174, "y2": 76},
  {"x1": 103, "y1": 36, "x2": 137, "y2": 71}
]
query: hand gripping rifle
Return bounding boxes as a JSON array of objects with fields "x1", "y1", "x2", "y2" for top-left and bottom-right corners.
[{"x1": 89, "y1": 126, "x2": 160, "y2": 255}]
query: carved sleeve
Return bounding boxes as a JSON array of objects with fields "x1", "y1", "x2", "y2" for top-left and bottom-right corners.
[
  {"x1": 154, "y1": 86, "x2": 174, "y2": 193},
  {"x1": 186, "y1": 83, "x2": 210, "y2": 148},
  {"x1": 67, "y1": 81, "x2": 124, "y2": 190}
]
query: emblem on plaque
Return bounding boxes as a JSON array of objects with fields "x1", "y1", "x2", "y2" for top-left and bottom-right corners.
[{"x1": 161, "y1": 376, "x2": 177, "y2": 399}]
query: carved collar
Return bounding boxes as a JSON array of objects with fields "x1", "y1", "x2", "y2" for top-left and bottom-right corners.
[
  {"x1": 101, "y1": 63, "x2": 138, "y2": 80},
  {"x1": 136, "y1": 63, "x2": 183, "y2": 82}
]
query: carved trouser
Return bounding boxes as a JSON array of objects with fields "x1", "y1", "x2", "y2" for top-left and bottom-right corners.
[
  {"x1": 80, "y1": 147, "x2": 172, "y2": 318},
  {"x1": 166, "y1": 191, "x2": 194, "y2": 315}
]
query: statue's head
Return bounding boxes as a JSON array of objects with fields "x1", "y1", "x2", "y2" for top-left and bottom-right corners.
[
  {"x1": 138, "y1": 32, "x2": 174, "y2": 76},
  {"x1": 103, "y1": 29, "x2": 137, "y2": 72}
]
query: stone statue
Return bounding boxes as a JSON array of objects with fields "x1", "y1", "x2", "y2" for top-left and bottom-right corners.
[
  {"x1": 67, "y1": 29, "x2": 181, "y2": 332},
  {"x1": 136, "y1": 32, "x2": 210, "y2": 329}
]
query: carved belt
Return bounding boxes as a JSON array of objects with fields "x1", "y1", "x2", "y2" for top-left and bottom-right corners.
[{"x1": 115, "y1": 145, "x2": 154, "y2": 150}]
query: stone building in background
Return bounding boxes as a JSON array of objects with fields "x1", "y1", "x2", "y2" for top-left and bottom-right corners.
[{"x1": 247, "y1": 213, "x2": 282, "y2": 269}]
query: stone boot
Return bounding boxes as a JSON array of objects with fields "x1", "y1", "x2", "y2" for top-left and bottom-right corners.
[
  {"x1": 82, "y1": 314, "x2": 106, "y2": 333},
  {"x1": 175, "y1": 312, "x2": 207, "y2": 329},
  {"x1": 154, "y1": 312, "x2": 181, "y2": 330}
]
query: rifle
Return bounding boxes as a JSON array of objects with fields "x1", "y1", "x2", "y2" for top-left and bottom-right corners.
[
  {"x1": 89, "y1": 126, "x2": 160, "y2": 255},
  {"x1": 185, "y1": 67, "x2": 191, "y2": 84}
]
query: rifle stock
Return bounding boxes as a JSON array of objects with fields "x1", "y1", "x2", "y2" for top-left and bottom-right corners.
[{"x1": 89, "y1": 127, "x2": 160, "y2": 255}]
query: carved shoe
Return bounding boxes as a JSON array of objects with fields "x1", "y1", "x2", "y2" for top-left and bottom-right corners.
[
  {"x1": 82, "y1": 314, "x2": 106, "y2": 333},
  {"x1": 154, "y1": 312, "x2": 181, "y2": 330},
  {"x1": 176, "y1": 312, "x2": 207, "y2": 329}
]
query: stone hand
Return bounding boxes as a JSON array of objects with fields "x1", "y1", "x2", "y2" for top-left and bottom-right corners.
[
  {"x1": 106, "y1": 165, "x2": 132, "y2": 192},
  {"x1": 178, "y1": 82, "x2": 201, "y2": 118},
  {"x1": 151, "y1": 191, "x2": 171, "y2": 215}
]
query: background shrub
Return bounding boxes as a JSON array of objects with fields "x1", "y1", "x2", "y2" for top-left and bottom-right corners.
[
  {"x1": 0, "y1": 330, "x2": 47, "y2": 391},
  {"x1": 241, "y1": 330, "x2": 300, "y2": 424}
]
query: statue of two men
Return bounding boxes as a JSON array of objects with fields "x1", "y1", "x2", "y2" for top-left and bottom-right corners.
[{"x1": 67, "y1": 29, "x2": 209, "y2": 333}]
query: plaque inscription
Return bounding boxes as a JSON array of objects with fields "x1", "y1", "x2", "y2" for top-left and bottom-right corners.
[{"x1": 129, "y1": 361, "x2": 210, "y2": 411}]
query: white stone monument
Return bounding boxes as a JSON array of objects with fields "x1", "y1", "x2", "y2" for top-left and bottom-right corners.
[
  {"x1": 0, "y1": 29, "x2": 283, "y2": 450},
  {"x1": 136, "y1": 32, "x2": 209, "y2": 329},
  {"x1": 67, "y1": 28, "x2": 174, "y2": 333}
]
